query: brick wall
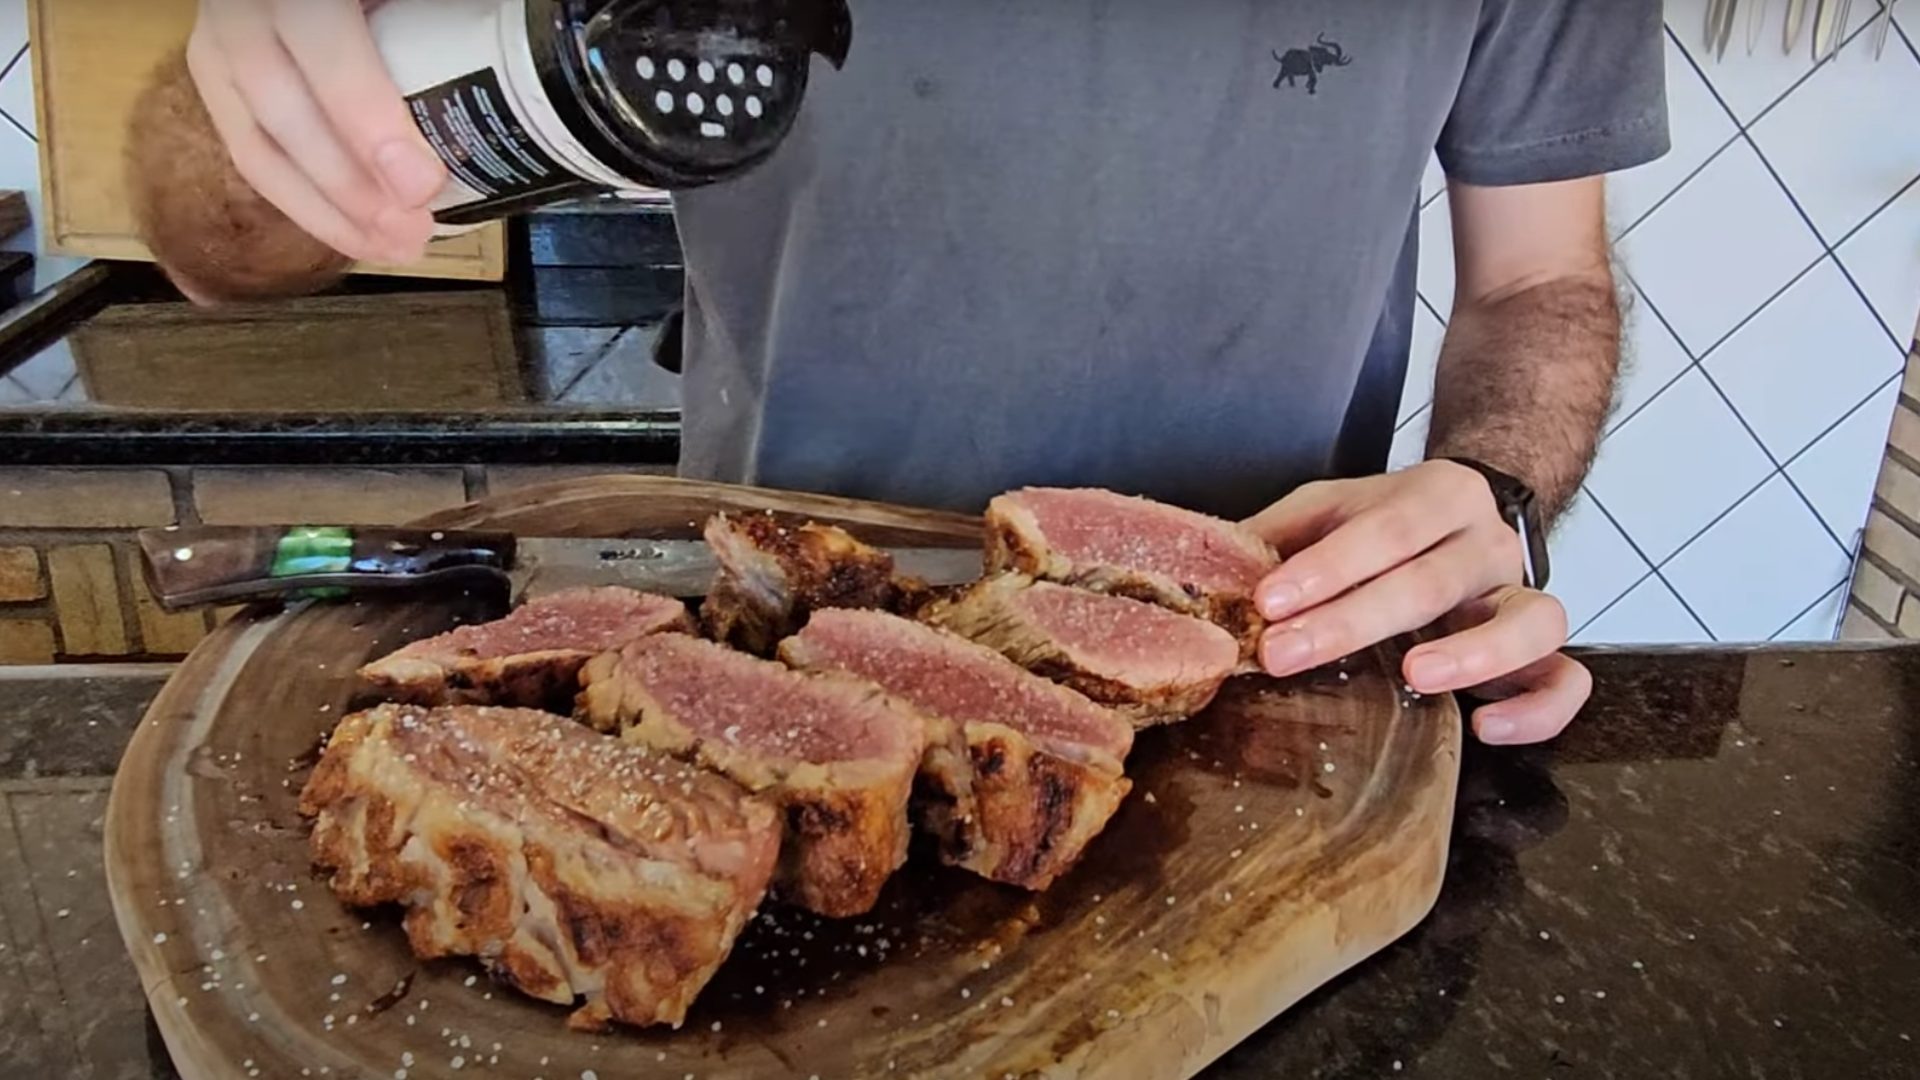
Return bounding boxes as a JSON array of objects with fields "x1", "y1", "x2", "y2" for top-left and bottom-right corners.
[
  {"x1": 0, "y1": 465, "x2": 668, "y2": 664},
  {"x1": 1844, "y1": 340, "x2": 1920, "y2": 640}
]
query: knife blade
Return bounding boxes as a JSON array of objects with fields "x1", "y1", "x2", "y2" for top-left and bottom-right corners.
[
  {"x1": 136, "y1": 525, "x2": 985, "y2": 610},
  {"x1": 1785, "y1": 0, "x2": 1812, "y2": 52},
  {"x1": 1812, "y1": 0, "x2": 1845, "y2": 59},
  {"x1": 1872, "y1": 0, "x2": 1898, "y2": 58}
]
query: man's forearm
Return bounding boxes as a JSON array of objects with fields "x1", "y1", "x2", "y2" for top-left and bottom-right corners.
[{"x1": 1424, "y1": 269, "x2": 1620, "y2": 523}]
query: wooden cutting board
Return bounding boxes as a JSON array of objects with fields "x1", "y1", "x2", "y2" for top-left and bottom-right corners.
[{"x1": 104, "y1": 476, "x2": 1461, "y2": 1080}]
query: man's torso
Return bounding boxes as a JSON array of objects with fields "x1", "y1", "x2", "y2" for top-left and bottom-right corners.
[{"x1": 673, "y1": 0, "x2": 1483, "y2": 516}]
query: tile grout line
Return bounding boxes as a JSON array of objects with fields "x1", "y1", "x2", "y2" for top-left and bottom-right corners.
[
  {"x1": 0, "y1": 106, "x2": 30, "y2": 145},
  {"x1": 1415, "y1": 290, "x2": 1447, "y2": 328},
  {"x1": 1738, "y1": 131, "x2": 1914, "y2": 354},
  {"x1": 1690, "y1": 361, "x2": 1854, "y2": 556},
  {"x1": 1571, "y1": 490, "x2": 1696, "y2": 640},
  {"x1": 1778, "y1": 368, "x2": 1905, "y2": 473},
  {"x1": 1569, "y1": 566, "x2": 1657, "y2": 642},
  {"x1": 1606, "y1": 272, "x2": 1817, "y2": 588},
  {"x1": 0, "y1": 43, "x2": 25, "y2": 86},
  {"x1": 551, "y1": 328, "x2": 633, "y2": 402},
  {"x1": 1767, "y1": 579, "x2": 1848, "y2": 641}
]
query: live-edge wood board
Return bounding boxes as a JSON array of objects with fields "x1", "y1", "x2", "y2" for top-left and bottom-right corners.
[{"x1": 105, "y1": 476, "x2": 1461, "y2": 1080}]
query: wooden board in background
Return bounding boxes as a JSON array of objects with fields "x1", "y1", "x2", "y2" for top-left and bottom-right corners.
[
  {"x1": 27, "y1": 0, "x2": 506, "y2": 282},
  {"x1": 104, "y1": 477, "x2": 1460, "y2": 1080},
  {"x1": 69, "y1": 292, "x2": 525, "y2": 410}
]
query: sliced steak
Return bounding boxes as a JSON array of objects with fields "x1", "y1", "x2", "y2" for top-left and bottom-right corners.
[
  {"x1": 984, "y1": 487, "x2": 1279, "y2": 660},
  {"x1": 577, "y1": 633, "x2": 926, "y2": 917},
  {"x1": 921, "y1": 574, "x2": 1240, "y2": 727},
  {"x1": 700, "y1": 512, "x2": 919, "y2": 654},
  {"x1": 299, "y1": 703, "x2": 779, "y2": 1031},
  {"x1": 359, "y1": 587, "x2": 693, "y2": 709},
  {"x1": 779, "y1": 609, "x2": 1133, "y2": 891}
]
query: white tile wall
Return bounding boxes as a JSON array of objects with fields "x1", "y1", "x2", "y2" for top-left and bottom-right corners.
[
  {"x1": 1415, "y1": 12, "x2": 1920, "y2": 644},
  {"x1": 0, "y1": 4, "x2": 1911, "y2": 646}
]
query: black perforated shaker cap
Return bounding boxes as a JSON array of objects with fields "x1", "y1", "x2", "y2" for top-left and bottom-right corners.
[{"x1": 525, "y1": 0, "x2": 851, "y2": 190}]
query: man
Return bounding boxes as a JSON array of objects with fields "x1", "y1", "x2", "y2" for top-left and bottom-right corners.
[{"x1": 183, "y1": 0, "x2": 1669, "y2": 745}]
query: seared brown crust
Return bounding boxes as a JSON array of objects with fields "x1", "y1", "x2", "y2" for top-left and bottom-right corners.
[
  {"x1": 358, "y1": 589, "x2": 694, "y2": 710},
  {"x1": 777, "y1": 613, "x2": 1133, "y2": 891},
  {"x1": 984, "y1": 500, "x2": 1270, "y2": 664},
  {"x1": 917, "y1": 720, "x2": 1132, "y2": 890},
  {"x1": 300, "y1": 704, "x2": 778, "y2": 1030},
  {"x1": 700, "y1": 512, "x2": 917, "y2": 654},
  {"x1": 361, "y1": 651, "x2": 600, "y2": 712},
  {"x1": 577, "y1": 639, "x2": 924, "y2": 917},
  {"x1": 920, "y1": 575, "x2": 1237, "y2": 727}
]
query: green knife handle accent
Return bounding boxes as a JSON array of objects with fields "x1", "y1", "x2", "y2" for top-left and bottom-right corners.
[{"x1": 135, "y1": 526, "x2": 517, "y2": 610}]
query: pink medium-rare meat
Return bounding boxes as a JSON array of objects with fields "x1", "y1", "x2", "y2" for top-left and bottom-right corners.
[
  {"x1": 921, "y1": 574, "x2": 1240, "y2": 727},
  {"x1": 359, "y1": 587, "x2": 693, "y2": 710},
  {"x1": 778, "y1": 609, "x2": 1133, "y2": 891},
  {"x1": 700, "y1": 512, "x2": 920, "y2": 654},
  {"x1": 299, "y1": 703, "x2": 779, "y2": 1031},
  {"x1": 577, "y1": 633, "x2": 926, "y2": 917},
  {"x1": 983, "y1": 487, "x2": 1279, "y2": 658}
]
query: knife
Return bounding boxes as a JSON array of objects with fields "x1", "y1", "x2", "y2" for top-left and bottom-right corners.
[
  {"x1": 1812, "y1": 0, "x2": 1847, "y2": 59},
  {"x1": 1785, "y1": 0, "x2": 1812, "y2": 52},
  {"x1": 136, "y1": 525, "x2": 985, "y2": 611}
]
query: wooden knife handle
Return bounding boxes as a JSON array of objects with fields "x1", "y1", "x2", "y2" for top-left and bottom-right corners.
[{"x1": 136, "y1": 526, "x2": 517, "y2": 610}]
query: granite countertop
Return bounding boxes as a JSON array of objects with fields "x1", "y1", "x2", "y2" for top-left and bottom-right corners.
[
  {"x1": 0, "y1": 204, "x2": 687, "y2": 467},
  {"x1": 2, "y1": 645, "x2": 1916, "y2": 1079}
]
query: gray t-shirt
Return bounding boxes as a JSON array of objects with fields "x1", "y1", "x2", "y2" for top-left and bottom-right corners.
[{"x1": 672, "y1": 0, "x2": 1668, "y2": 518}]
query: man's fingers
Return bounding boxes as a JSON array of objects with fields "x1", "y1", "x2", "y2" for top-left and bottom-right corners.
[
  {"x1": 1253, "y1": 463, "x2": 1504, "y2": 622},
  {"x1": 272, "y1": 0, "x2": 447, "y2": 207},
  {"x1": 1403, "y1": 585, "x2": 1568, "y2": 694},
  {"x1": 188, "y1": 34, "x2": 392, "y2": 263},
  {"x1": 1258, "y1": 534, "x2": 1502, "y2": 677},
  {"x1": 215, "y1": 16, "x2": 398, "y2": 235},
  {"x1": 1469, "y1": 653, "x2": 1592, "y2": 745},
  {"x1": 1244, "y1": 480, "x2": 1351, "y2": 558}
]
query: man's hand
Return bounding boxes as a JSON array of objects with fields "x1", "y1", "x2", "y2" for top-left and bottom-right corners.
[
  {"x1": 188, "y1": 0, "x2": 444, "y2": 265},
  {"x1": 1245, "y1": 461, "x2": 1590, "y2": 745}
]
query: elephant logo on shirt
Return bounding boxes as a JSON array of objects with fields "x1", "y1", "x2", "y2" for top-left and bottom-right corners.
[{"x1": 1272, "y1": 34, "x2": 1353, "y2": 95}]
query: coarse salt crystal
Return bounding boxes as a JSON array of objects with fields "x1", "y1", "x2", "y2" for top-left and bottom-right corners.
[
  {"x1": 1323, "y1": 762, "x2": 1335, "y2": 773},
  {"x1": 291, "y1": 900, "x2": 304, "y2": 910},
  {"x1": 450, "y1": 1057, "x2": 465, "y2": 1070},
  {"x1": 1553, "y1": 994, "x2": 1565, "y2": 1004},
  {"x1": 153, "y1": 933, "x2": 168, "y2": 944},
  {"x1": 1539, "y1": 931, "x2": 1550, "y2": 940},
  {"x1": 331, "y1": 973, "x2": 347, "y2": 985},
  {"x1": 1002, "y1": 996, "x2": 1014, "y2": 1007}
]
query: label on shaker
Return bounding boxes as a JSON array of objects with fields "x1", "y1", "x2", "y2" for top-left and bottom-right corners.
[{"x1": 405, "y1": 67, "x2": 584, "y2": 222}]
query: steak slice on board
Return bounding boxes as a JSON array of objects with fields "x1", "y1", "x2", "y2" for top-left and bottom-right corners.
[
  {"x1": 578, "y1": 633, "x2": 926, "y2": 917},
  {"x1": 781, "y1": 608, "x2": 1134, "y2": 891},
  {"x1": 299, "y1": 703, "x2": 779, "y2": 1031},
  {"x1": 921, "y1": 573, "x2": 1240, "y2": 727}
]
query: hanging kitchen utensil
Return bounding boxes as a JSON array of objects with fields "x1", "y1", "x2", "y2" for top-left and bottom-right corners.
[
  {"x1": 1812, "y1": 0, "x2": 1844, "y2": 59},
  {"x1": 1748, "y1": 0, "x2": 1771, "y2": 54},
  {"x1": 1707, "y1": 0, "x2": 1741, "y2": 58},
  {"x1": 1872, "y1": 0, "x2": 1900, "y2": 58},
  {"x1": 1786, "y1": 0, "x2": 1813, "y2": 53}
]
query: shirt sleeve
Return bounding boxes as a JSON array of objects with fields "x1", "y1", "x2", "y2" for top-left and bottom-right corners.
[{"x1": 1437, "y1": 0, "x2": 1670, "y2": 186}]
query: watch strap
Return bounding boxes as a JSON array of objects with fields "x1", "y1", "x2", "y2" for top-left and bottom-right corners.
[{"x1": 1438, "y1": 457, "x2": 1551, "y2": 590}]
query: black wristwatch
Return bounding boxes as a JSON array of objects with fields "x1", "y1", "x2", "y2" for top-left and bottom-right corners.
[{"x1": 1438, "y1": 457, "x2": 1551, "y2": 590}]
